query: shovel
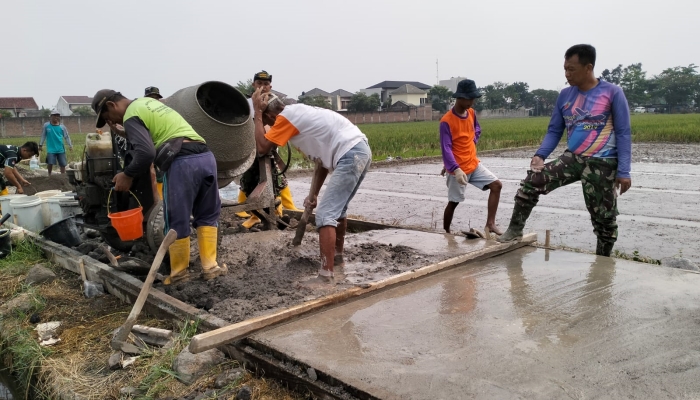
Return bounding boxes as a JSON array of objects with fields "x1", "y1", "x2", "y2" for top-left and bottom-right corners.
[
  {"x1": 110, "y1": 229, "x2": 177, "y2": 354},
  {"x1": 292, "y1": 162, "x2": 323, "y2": 246}
]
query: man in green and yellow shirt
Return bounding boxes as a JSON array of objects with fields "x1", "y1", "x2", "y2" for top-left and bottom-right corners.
[{"x1": 92, "y1": 89, "x2": 225, "y2": 285}]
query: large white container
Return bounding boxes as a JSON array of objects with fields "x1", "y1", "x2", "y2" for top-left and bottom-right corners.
[
  {"x1": 85, "y1": 132, "x2": 113, "y2": 173},
  {"x1": 0, "y1": 194, "x2": 26, "y2": 218},
  {"x1": 35, "y1": 190, "x2": 62, "y2": 227},
  {"x1": 47, "y1": 196, "x2": 82, "y2": 225},
  {"x1": 11, "y1": 196, "x2": 43, "y2": 232}
]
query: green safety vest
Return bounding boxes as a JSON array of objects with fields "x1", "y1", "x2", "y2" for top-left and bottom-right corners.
[{"x1": 123, "y1": 97, "x2": 204, "y2": 148}]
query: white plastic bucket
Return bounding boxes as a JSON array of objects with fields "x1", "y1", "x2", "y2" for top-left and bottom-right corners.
[
  {"x1": 36, "y1": 190, "x2": 62, "y2": 227},
  {"x1": 47, "y1": 196, "x2": 82, "y2": 225},
  {"x1": 11, "y1": 196, "x2": 43, "y2": 232},
  {"x1": 0, "y1": 194, "x2": 26, "y2": 218}
]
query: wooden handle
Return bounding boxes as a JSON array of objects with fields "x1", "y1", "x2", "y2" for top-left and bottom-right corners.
[
  {"x1": 112, "y1": 229, "x2": 177, "y2": 344},
  {"x1": 292, "y1": 165, "x2": 322, "y2": 246}
]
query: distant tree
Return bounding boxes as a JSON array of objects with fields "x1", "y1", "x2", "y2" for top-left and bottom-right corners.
[
  {"x1": 298, "y1": 95, "x2": 332, "y2": 109},
  {"x1": 71, "y1": 106, "x2": 96, "y2": 116},
  {"x1": 382, "y1": 96, "x2": 393, "y2": 110},
  {"x1": 427, "y1": 85, "x2": 453, "y2": 113},
  {"x1": 649, "y1": 64, "x2": 700, "y2": 112},
  {"x1": 600, "y1": 64, "x2": 623, "y2": 84},
  {"x1": 531, "y1": 89, "x2": 560, "y2": 116},
  {"x1": 235, "y1": 79, "x2": 254, "y2": 96},
  {"x1": 39, "y1": 107, "x2": 52, "y2": 117},
  {"x1": 619, "y1": 63, "x2": 650, "y2": 106},
  {"x1": 347, "y1": 92, "x2": 380, "y2": 112},
  {"x1": 481, "y1": 82, "x2": 508, "y2": 110},
  {"x1": 504, "y1": 81, "x2": 532, "y2": 109},
  {"x1": 0, "y1": 110, "x2": 12, "y2": 118}
]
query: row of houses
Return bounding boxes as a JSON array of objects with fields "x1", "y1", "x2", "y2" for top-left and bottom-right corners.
[
  {"x1": 0, "y1": 96, "x2": 92, "y2": 117},
  {"x1": 301, "y1": 80, "x2": 434, "y2": 111},
  {"x1": 3, "y1": 77, "x2": 466, "y2": 117}
]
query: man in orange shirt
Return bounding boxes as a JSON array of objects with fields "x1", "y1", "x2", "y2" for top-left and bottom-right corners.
[{"x1": 440, "y1": 79, "x2": 503, "y2": 238}]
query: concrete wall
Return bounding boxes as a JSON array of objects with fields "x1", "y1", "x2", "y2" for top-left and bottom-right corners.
[
  {"x1": 477, "y1": 108, "x2": 529, "y2": 118},
  {"x1": 431, "y1": 108, "x2": 532, "y2": 120},
  {"x1": 0, "y1": 116, "x2": 105, "y2": 137},
  {"x1": 339, "y1": 105, "x2": 434, "y2": 124}
]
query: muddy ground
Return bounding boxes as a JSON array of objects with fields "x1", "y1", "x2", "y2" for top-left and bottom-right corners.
[{"x1": 157, "y1": 216, "x2": 452, "y2": 324}]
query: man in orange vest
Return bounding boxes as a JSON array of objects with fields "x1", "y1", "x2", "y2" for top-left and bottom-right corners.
[{"x1": 440, "y1": 79, "x2": 503, "y2": 238}]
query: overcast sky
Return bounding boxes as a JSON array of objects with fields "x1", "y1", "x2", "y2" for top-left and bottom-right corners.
[{"x1": 3, "y1": 0, "x2": 698, "y2": 109}]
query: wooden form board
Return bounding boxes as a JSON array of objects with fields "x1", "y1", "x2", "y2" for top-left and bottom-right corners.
[{"x1": 189, "y1": 233, "x2": 537, "y2": 353}]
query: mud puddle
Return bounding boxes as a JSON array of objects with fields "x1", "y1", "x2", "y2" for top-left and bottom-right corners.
[{"x1": 160, "y1": 228, "x2": 479, "y2": 324}]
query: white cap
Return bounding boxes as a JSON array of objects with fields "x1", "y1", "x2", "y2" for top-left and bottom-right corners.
[{"x1": 50, "y1": 109, "x2": 60, "y2": 116}]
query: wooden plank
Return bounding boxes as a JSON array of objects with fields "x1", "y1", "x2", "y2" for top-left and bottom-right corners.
[{"x1": 189, "y1": 233, "x2": 537, "y2": 353}]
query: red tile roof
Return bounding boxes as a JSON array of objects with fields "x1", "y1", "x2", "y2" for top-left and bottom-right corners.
[
  {"x1": 61, "y1": 96, "x2": 92, "y2": 104},
  {"x1": 0, "y1": 97, "x2": 39, "y2": 109}
]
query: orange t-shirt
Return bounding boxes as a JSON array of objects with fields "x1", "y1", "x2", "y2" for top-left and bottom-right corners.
[{"x1": 440, "y1": 108, "x2": 480, "y2": 174}]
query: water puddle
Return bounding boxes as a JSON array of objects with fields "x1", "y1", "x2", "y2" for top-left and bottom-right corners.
[{"x1": 0, "y1": 369, "x2": 19, "y2": 400}]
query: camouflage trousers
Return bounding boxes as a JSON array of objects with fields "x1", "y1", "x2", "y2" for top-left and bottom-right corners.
[{"x1": 513, "y1": 150, "x2": 619, "y2": 249}]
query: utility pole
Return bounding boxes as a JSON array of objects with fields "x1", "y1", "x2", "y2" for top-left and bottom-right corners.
[{"x1": 436, "y1": 58, "x2": 439, "y2": 85}]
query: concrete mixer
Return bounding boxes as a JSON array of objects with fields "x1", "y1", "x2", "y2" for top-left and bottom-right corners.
[{"x1": 70, "y1": 81, "x2": 280, "y2": 253}]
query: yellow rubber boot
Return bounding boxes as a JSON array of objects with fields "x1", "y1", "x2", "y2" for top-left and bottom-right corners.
[
  {"x1": 235, "y1": 191, "x2": 251, "y2": 218},
  {"x1": 164, "y1": 237, "x2": 191, "y2": 285},
  {"x1": 242, "y1": 214, "x2": 261, "y2": 229},
  {"x1": 276, "y1": 198, "x2": 284, "y2": 217},
  {"x1": 279, "y1": 186, "x2": 300, "y2": 211},
  {"x1": 197, "y1": 226, "x2": 227, "y2": 280}
]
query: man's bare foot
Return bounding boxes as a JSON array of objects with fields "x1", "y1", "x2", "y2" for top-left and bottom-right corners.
[
  {"x1": 301, "y1": 274, "x2": 335, "y2": 288},
  {"x1": 484, "y1": 225, "x2": 503, "y2": 237}
]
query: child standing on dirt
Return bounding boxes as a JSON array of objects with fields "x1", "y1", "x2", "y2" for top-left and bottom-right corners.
[
  {"x1": 440, "y1": 79, "x2": 503, "y2": 238},
  {"x1": 39, "y1": 110, "x2": 73, "y2": 176}
]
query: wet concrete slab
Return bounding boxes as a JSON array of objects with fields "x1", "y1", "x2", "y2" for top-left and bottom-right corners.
[
  {"x1": 287, "y1": 157, "x2": 700, "y2": 262},
  {"x1": 253, "y1": 248, "x2": 700, "y2": 399}
]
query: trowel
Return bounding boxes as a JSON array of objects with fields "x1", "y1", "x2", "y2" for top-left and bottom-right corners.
[{"x1": 100, "y1": 245, "x2": 152, "y2": 274}]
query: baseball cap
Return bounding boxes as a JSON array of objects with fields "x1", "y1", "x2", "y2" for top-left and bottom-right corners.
[
  {"x1": 144, "y1": 86, "x2": 163, "y2": 99},
  {"x1": 253, "y1": 70, "x2": 272, "y2": 82},
  {"x1": 91, "y1": 89, "x2": 119, "y2": 127},
  {"x1": 50, "y1": 109, "x2": 60, "y2": 116}
]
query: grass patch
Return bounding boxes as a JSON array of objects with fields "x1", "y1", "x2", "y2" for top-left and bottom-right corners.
[
  {"x1": 1, "y1": 320, "x2": 53, "y2": 399},
  {"x1": 612, "y1": 249, "x2": 661, "y2": 265},
  {"x1": 0, "y1": 240, "x2": 45, "y2": 276},
  {"x1": 135, "y1": 319, "x2": 200, "y2": 399},
  {"x1": 3, "y1": 113, "x2": 697, "y2": 169}
]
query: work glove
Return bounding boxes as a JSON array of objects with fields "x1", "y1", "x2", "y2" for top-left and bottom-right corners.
[
  {"x1": 530, "y1": 156, "x2": 545, "y2": 173},
  {"x1": 454, "y1": 168, "x2": 468, "y2": 185}
]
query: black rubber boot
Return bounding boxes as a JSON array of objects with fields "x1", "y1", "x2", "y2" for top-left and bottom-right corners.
[
  {"x1": 596, "y1": 240, "x2": 614, "y2": 257},
  {"x1": 497, "y1": 200, "x2": 534, "y2": 243}
]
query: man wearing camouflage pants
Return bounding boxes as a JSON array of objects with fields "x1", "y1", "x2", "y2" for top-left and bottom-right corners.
[{"x1": 498, "y1": 44, "x2": 632, "y2": 257}]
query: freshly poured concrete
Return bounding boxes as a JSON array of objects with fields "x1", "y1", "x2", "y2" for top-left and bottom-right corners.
[
  {"x1": 288, "y1": 157, "x2": 700, "y2": 262},
  {"x1": 254, "y1": 248, "x2": 700, "y2": 399}
]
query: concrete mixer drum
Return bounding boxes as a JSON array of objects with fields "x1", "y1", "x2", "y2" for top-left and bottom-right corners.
[{"x1": 162, "y1": 81, "x2": 256, "y2": 188}]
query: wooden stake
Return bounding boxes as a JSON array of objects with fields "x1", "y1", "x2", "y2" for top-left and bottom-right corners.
[
  {"x1": 545, "y1": 230, "x2": 551, "y2": 248},
  {"x1": 78, "y1": 259, "x2": 87, "y2": 282}
]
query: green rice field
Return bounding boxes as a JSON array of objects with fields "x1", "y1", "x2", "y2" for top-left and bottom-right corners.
[{"x1": 2, "y1": 113, "x2": 698, "y2": 164}]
